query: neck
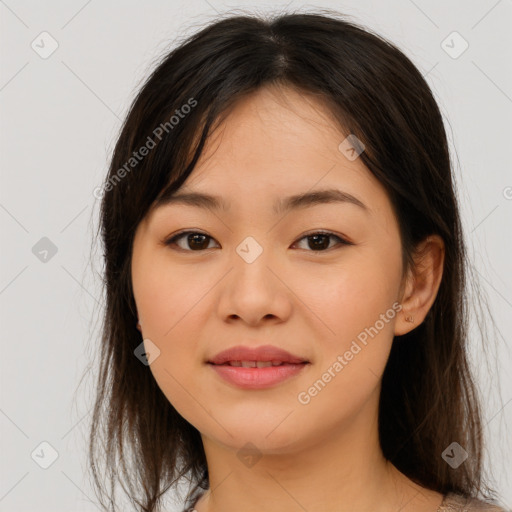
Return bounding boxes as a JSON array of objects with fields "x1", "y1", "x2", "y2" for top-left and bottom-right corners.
[{"x1": 193, "y1": 392, "x2": 439, "y2": 512}]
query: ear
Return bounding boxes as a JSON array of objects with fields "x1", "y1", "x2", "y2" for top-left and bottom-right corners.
[
  {"x1": 394, "y1": 235, "x2": 445, "y2": 336},
  {"x1": 136, "y1": 318, "x2": 142, "y2": 333}
]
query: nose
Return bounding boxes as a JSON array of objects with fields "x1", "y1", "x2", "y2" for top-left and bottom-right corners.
[{"x1": 216, "y1": 243, "x2": 292, "y2": 327}]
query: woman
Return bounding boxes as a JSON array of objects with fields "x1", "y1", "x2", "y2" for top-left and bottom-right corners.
[{"x1": 89, "y1": 11, "x2": 507, "y2": 512}]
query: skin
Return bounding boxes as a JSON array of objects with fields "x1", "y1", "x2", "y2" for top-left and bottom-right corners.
[{"x1": 131, "y1": 85, "x2": 446, "y2": 512}]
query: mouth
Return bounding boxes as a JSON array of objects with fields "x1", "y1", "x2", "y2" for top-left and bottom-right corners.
[
  {"x1": 206, "y1": 344, "x2": 310, "y2": 389},
  {"x1": 207, "y1": 344, "x2": 309, "y2": 366},
  {"x1": 207, "y1": 360, "x2": 309, "y2": 389},
  {"x1": 209, "y1": 360, "x2": 305, "y2": 368},
  {"x1": 206, "y1": 345, "x2": 310, "y2": 389}
]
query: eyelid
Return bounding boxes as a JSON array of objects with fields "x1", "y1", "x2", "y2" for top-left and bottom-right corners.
[
  {"x1": 162, "y1": 229, "x2": 218, "y2": 251},
  {"x1": 291, "y1": 230, "x2": 354, "y2": 250}
]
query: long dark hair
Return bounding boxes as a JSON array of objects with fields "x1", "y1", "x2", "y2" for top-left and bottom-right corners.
[{"x1": 88, "y1": 10, "x2": 502, "y2": 511}]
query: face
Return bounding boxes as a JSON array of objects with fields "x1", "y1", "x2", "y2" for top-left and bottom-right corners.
[{"x1": 131, "y1": 85, "x2": 407, "y2": 455}]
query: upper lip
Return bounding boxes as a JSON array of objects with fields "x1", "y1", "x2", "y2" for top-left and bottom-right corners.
[{"x1": 208, "y1": 345, "x2": 309, "y2": 365}]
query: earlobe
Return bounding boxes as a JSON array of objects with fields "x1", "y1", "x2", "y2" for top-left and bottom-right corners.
[{"x1": 394, "y1": 235, "x2": 445, "y2": 336}]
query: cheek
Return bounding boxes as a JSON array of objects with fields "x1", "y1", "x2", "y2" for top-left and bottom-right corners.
[
  {"x1": 295, "y1": 246, "x2": 402, "y2": 401},
  {"x1": 297, "y1": 247, "x2": 402, "y2": 344},
  {"x1": 132, "y1": 253, "x2": 211, "y2": 417},
  {"x1": 133, "y1": 251, "x2": 202, "y2": 336}
]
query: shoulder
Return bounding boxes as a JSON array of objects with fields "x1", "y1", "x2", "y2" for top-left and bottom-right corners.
[{"x1": 439, "y1": 493, "x2": 508, "y2": 511}]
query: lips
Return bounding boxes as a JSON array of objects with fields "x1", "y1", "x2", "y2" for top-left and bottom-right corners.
[
  {"x1": 207, "y1": 344, "x2": 308, "y2": 366},
  {"x1": 207, "y1": 344, "x2": 310, "y2": 389}
]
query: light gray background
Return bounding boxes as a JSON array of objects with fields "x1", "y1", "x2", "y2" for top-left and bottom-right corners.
[{"x1": 1, "y1": 1, "x2": 511, "y2": 510}]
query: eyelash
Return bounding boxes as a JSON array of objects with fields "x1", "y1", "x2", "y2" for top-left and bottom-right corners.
[{"x1": 163, "y1": 230, "x2": 353, "y2": 253}]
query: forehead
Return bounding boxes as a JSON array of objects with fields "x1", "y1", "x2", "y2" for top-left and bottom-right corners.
[
  {"x1": 175, "y1": 87, "x2": 377, "y2": 197},
  {"x1": 199, "y1": 86, "x2": 348, "y2": 167},
  {"x1": 145, "y1": 86, "x2": 394, "y2": 228}
]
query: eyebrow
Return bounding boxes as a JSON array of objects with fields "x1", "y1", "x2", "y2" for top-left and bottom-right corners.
[{"x1": 154, "y1": 188, "x2": 369, "y2": 215}]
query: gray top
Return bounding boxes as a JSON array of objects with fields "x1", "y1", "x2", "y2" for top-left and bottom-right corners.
[
  {"x1": 439, "y1": 492, "x2": 507, "y2": 511},
  {"x1": 181, "y1": 491, "x2": 508, "y2": 511}
]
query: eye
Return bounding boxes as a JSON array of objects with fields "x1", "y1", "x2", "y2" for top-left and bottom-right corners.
[
  {"x1": 164, "y1": 231, "x2": 219, "y2": 251},
  {"x1": 291, "y1": 230, "x2": 353, "y2": 252},
  {"x1": 164, "y1": 230, "x2": 352, "y2": 252}
]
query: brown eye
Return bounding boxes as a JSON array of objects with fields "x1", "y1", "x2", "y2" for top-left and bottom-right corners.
[
  {"x1": 292, "y1": 231, "x2": 352, "y2": 252},
  {"x1": 164, "y1": 230, "x2": 352, "y2": 253},
  {"x1": 165, "y1": 231, "x2": 218, "y2": 251}
]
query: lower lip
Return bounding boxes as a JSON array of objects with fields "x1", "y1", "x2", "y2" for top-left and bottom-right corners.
[{"x1": 208, "y1": 362, "x2": 309, "y2": 389}]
